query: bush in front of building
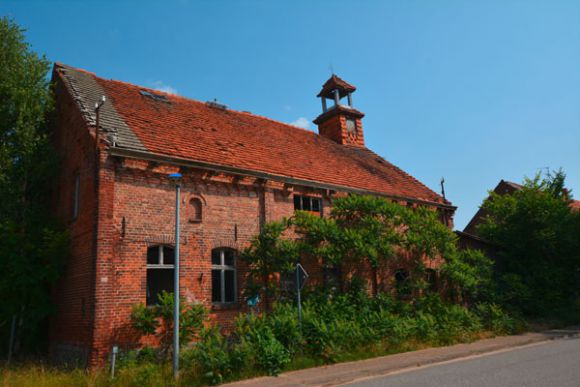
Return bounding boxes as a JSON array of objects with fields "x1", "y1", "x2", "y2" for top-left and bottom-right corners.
[
  {"x1": 174, "y1": 289, "x2": 522, "y2": 385},
  {"x1": 130, "y1": 291, "x2": 207, "y2": 360}
]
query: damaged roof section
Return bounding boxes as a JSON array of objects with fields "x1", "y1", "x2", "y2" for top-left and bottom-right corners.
[{"x1": 55, "y1": 63, "x2": 146, "y2": 152}]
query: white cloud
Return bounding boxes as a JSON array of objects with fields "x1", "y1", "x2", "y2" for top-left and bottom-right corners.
[
  {"x1": 150, "y1": 81, "x2": 178, "y2": 95},
  {"x1": 289, "y1": 117, "x2": 311, "y2": 130}
]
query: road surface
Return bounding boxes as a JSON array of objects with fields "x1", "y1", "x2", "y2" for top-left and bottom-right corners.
[{"x1": 345, "y1": 336, "x2": 580, "y2": 387}]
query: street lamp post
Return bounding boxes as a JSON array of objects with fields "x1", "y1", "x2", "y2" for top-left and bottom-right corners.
[{"x1": 169, "y1": 172, "x2": 182, "y2": 379}]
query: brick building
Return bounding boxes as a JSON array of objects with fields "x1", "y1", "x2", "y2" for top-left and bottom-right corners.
[{"x1": 49, "y1": 64, "x2": 454, "y2": 366}]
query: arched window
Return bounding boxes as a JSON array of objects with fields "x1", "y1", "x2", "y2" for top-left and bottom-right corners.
[
  {"x1": 211, "y1": 248, "x2": 237, "y2": 304},
  {"x1": 189, "y1": 198, "x2": 202, "y2": 222},
  {"x1": 146, "y1": 245, "x2": 175, "y2": 306},
  {"x1": 394, "y1": 268, "x2": 410, "y2": 296}
]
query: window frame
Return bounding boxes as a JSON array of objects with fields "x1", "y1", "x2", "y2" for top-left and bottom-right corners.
[
  {"x1": 394, "y1": 268, "x2": 411, "y2": 297},
  {"x1": 146, "y1": 245, "x2": 175, "y2": 306},
  {"x1": 425, "y1": 268, "x2": 438, "y2": 292},
  {"x1": 211, "y1": 248, "x2": 237, "y2": 305},
  {"x1": 293, "y1": 194, "x2": 323, "y2": 215}
]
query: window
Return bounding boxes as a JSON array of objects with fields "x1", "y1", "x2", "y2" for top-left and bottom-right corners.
[
  {"x1": 293, "y1": 195, "x2": 322, "y2": 213},
  {"x1": 211, "y1": 248, "x2": 237, "y2": 304},
  {"x1": 323, "y1": 263, "x2": 341, "y2": 291},
  {"x1": 394, "y1": 268, "x2": 410, "y2": 296},
  {"x1": 146, "y1": 245, "x2": 175, "y2": 306},
  {"x1": 438, "y1": 209, "x2": 448, "y2": 226},
  {"x1": 189, "y1": 198, "x2": 202, "y2": 222},
  {"x1": 72, "y1": 173, "x2": 80, "y2": 219},
  {"x1": 425, "y1": 269, "x2": 438, "y2": 292}
]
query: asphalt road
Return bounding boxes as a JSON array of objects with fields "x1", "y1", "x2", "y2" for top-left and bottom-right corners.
[{"x1": 344, "y1": 336, "x2": 580, "y2": 387}]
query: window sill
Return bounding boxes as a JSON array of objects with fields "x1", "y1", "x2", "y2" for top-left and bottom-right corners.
[
  {"x1": 188, "y1": 219, "x2": 202, "y2": 224},
  {"x1": 211, "y1": 302, "x2": 240, "y2": 311},
  {"x1": 294, "y1": 210, "x2": 322, "y2": 217}
]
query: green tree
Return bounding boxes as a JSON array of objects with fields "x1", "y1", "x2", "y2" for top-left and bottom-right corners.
[
  {"x1": 477, "y1": 170, "x2": 580, "y2": 315},
  {"x1": 241, "y1": 219, "x2": 301, "y2": 310},
  {"x1": 242, "y1": 195, "x2": 490, "y2": 302},
  {"x1": 0, "y1": 17, "x2": 68, "y2": 357},
  {"x1": 131, "y1": 291, "x2": 207, "y2": 359},
  {"x1": 310, "y1": 195, "x2": 405, "y2": 296}
]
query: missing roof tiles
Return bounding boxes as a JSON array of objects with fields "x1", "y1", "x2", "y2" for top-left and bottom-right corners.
[
  {"x1": 206, "y1": 99, "x2": 228, "y2": 110},
  {"x1": 139, "y1": 90, "x2": 170, "y2": 103}
]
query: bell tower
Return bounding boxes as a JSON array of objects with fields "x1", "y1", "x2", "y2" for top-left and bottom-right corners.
[{"x1": 313, "y1": 75, "x2": 365, "y2": 147}]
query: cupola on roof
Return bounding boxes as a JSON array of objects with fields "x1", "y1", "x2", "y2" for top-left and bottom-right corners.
[{"x1": 317, "y1": 74, "x2": 357, "y2": 99}]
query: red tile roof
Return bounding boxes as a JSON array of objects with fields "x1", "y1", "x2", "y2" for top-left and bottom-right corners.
[
  {"x1": 54, "y1": 64, "x2": 448, "y2": 206},
  {"x1": 571, "y1": 200, "x2": 580, "y2": 211}
]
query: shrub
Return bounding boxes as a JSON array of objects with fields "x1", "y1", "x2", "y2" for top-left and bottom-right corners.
[
  {"x1": 183, "y1": 326, "x2": 231, "y2": 385},
  {"x1": 247, "y1": 325, "x2": 290, "y2": 375},
  {"x1": 474, "y1": 302, "x2": 523, "y2": 334},
  {"x1": 130, "y1": 291, "x2": 207, "y2": 359}
]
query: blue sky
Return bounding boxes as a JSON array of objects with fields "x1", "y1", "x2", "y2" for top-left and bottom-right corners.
[{"x1": 2, "y1": 0, "x2": 579, "y2": 229}]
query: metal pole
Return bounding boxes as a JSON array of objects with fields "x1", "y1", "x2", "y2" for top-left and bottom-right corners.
[
  {"x1": 296, "y1": 265, "x2": 302, "y2": 325},
  {"x1": 171, "y1": 174, "x2": 181, "y2": 379}
]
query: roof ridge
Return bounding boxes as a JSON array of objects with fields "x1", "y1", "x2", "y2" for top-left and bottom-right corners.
[{"x1": 54, "y1": 62, "x2": 97, "y2": 76}]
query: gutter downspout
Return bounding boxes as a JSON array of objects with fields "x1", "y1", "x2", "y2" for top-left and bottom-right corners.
[{"x1": 89, "y1": 96, "x2": 105, "y2": 366}]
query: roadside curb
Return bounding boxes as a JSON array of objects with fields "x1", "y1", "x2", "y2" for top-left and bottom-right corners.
[{"x1": 224, "y1": 326, "x2": 580, "y2": 387}]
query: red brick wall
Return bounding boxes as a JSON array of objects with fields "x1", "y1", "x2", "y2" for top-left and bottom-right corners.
[
  {"x1": 49, "y1": 74, "x2": 99, "y2": 366},
  {"x1": 318, "y1": 113, "x2": 365, "y2": 146}
]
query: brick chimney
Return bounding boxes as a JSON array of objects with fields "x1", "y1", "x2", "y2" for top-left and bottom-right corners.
[{"x1": 313, "y1": 75, "x2": 365, "y2": 147}]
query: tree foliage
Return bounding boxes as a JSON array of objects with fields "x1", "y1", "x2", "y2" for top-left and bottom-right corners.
[
  {"x1": 242, "y1": 194, "x2": 493, "y2": 302},
  {"x1": 130, "y1": 291, "x2": 207, "y2": 359},
  {"x1": 240, "y1": 219, "x2": 301, "y2": 308},
  {"x1": 0, "y1": 17, "x2": 68, "y2": 356},
  {"x1": 477, "y1": 170, "x2": 580, "y2": 315}
]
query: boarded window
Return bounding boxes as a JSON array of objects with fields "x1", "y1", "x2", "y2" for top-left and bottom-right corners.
[{"x1": 190, "y1": 198, "x2": 202, "y2": 222}]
